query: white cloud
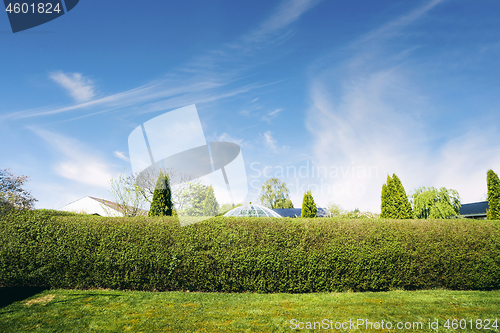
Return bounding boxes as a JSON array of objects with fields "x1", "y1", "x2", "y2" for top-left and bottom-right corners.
[
  {"x1": 307, "y1": 70, "x2": 429, "y2": 211},
  {"x1": 305, "y1": 0, "x2": 500, "y2": 212},
  {"x1": 353, "y1": 0, "x2": 446, "y2": 48},
  {"x1": 261, "y1": 108, "x2": 283, "y2": 123},
  {"x1": 250, "y1": 0, "x2": 321, "y2": 42},
  {"x1": 2, "y1": 0, "x2": 319, "y2": 123},
  {"x1": 209, "y1": 132, "x2": 251, "y2": 148},
  {"x1": 50, "y1": 71, "x2": 95, "y2": 102},
  {"x1": 263, "y1": 131, "x2": 278, "y2": 153},
  {"x1": 30, "y1": 128, "x2": 116, "y2": 188},
  {"x1": 114, "y1": 150, "x2": 130, "y2": 162}
]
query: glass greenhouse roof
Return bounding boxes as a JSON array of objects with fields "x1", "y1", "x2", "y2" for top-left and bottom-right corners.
[{"x1": 223, "y1": 204, "x2": 283, "y2": 218}]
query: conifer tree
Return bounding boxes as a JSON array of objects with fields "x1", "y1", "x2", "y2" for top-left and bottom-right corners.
[
  {"x1": 301, "y1": 190, "x2": 317, "y2": 218},
  {"x1": 148, "y1": 171, "x2": 173, "y2": 217},
  {"x1": 202, "y1": 185, "x2": 219, "y2": 217},
  {"x1": 380, "y1": 174, "x2": 412, "y2": 219},
  {"x1": 380, "y1": 175, "x2": 392, "y2": 218},
  {"x1": 392, "y1": 174, "x2": 413, "y2": 219},
  {"x1": 486, "y1": 169, "x2": 500, "y2": 220}
]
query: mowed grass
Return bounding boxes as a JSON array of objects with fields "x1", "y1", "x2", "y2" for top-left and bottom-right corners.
[{"x1": 0, "y1": 290, "x2": 499, "y2": 332}]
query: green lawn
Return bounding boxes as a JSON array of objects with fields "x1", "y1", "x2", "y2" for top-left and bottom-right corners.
[{"x1": 0, "y1": 289, "x2": 499, "y2": 332}]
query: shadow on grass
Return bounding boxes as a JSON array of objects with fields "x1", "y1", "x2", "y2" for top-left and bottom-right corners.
[{"x1": 0, "y1": 287, "x2": 47, "y2": 309}]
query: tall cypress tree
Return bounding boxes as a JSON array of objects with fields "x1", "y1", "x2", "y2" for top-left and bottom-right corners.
[
  {"x1": 148, "y1": 171, "x2": 173, "y2": 217},
  {"x1": 392, "y1": 174, "x2": 412, "y2": 219},
  {"x1": 380, "y1": 174, "x2": 412, "y2": 219},
  {"x1": 301, "y1": 190, "x2": 317, "y2": 218},
  {"x1": 381, "y1": 175, "x2": 393, "y2": 218},
  {"x1": 486, "y1": 169, "x2": 500, "y2": 220}
]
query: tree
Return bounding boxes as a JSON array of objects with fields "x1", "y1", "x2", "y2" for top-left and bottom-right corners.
[
  {"x1": 380, "y1": 174, "x2": 412, "y2": 219},
  {"x1": 108, "y1": 166, "x2": 196, "y2": 216},
  {"x1": 134, "y1": 166, "x2": 193, "y2": 208},
  {"x1": 327, "y1": 202, "x2": 345, "y2": 217},
  {"x1": 301, "y1": 190, "x2": 317, "y2": 218},
  {"x1": 411, "y1": 186, "x2": 460, "y2": 219},
  {"x1": 202, "y1": 186, "x2": 219, "y2": 217},
  {"x1": 179, "y1": 182, "x2": 208, "y2": 216},
  {"x1": 274, "y1": 198, "x2": 294, "y2": 209},
  {"x1": 381, "y1": 178, "x2": 390, "y2": 217},
  {"x1": 108, "y1": 171, "x2": 147, "y2": 217},
  {"x1": 392, "y1": 174, "x2": 412, "y2": 219},
  {"x1": 259, "y1": 178, "x2": 291, "y2": 209},
  {"x1": 486, "y1": 169, "x2": 500, "y2": 220},
  {"x1": 148, "y1": 171, "x2": 173, "y2": 217},
  {"x1": 0, "y1": 168, "x2": 37, "y2": 215}
]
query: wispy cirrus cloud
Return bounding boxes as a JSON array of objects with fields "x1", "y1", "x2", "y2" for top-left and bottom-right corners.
[
  {"x1": 261, "y1": 108, "x2": 283, "y2": 123},
  {"x1": 208, "y1": 132, "x2": 252, "y2": 149},
  {"x1": 261, "y1": 130, "x2": 288, "y2": 154},
  {"x1": 263, "y1": 131, "x2": 277, "y2": 152},
  {"x1": 353, "y1": 0, "x2": 447, "y2": 47},
  {"x1": 30, "y1": 127, "x2": 116, "y2": 188},
  {"x1": 1, "y1": 0, "x2": 320, "y2": 123},
  {"x1": 114, "y1": 150, "x2": 130, "y2": 162},
  {"x1": 305, "y1": 0, "x2": 500, "y2": 212},
  {"x1": 248, "y1": 0, "x2": 321, "y2": 43},
  {"x1": 50, "y1": 71, "x2": 95, "y2": 102}
]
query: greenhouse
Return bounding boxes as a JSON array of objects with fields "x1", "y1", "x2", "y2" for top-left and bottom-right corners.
[{"x1": 223, "y1": 204, "x2": 282, "y2": 217}]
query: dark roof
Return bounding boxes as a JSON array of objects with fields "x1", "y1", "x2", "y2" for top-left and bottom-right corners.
[
  {"x1": 272, "y1": 208, "x2": 329, "y2": 217},
  {"x1": 460, "y1": 201, "x2": 489, "y2": 216},
  {"x1": 272, "y1": 208, "x2": 301, "y2": 217}
]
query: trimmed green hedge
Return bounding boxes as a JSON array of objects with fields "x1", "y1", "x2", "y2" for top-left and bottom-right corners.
[{"x1": 1, "y1": 210, "x2": 499, "y2": 292}]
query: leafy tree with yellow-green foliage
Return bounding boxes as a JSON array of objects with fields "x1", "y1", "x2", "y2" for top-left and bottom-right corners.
[
  {"x1": 411, "y1": 187, "x2": 460, "y2": 219},
  {"x1": 202, "y1": 185, "x2": 219, "y2": 217},
  {"x1": 259, "y1": 178, "x2": 291, "y2": 209}
]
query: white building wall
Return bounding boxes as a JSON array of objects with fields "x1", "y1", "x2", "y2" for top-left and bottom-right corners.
[{"x1": 60, "y1": 196, "x2": 123, "y2": 217}]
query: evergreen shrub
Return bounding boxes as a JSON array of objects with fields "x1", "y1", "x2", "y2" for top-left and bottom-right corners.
[
  {"x1": 149, "y1": 171, "x2": 173, "y2": 217},
  {"x1": 301, "y1": 190, "x2": 317, "y2": 218},
  {"x1": 487, "y1": 169, "x2": 500, "y2": 220},
  {"x1": 1, "y1": 210, "x2": 499, "y2": 292}
]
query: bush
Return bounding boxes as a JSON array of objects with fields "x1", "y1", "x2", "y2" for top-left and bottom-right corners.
[
  {"x1": 381, "y1": 174, "x2": 412, "y2": 219},
  {"x1": 1, "y1": 210, "x2": 499, "y2": 292},
  {"x1": 33, "y1": 209, "x2": 80, "y2": 216},
  {"x1": 487, "y1": 169, "x2": 500, "y2": 220},
  {"x1": 301, "y1": 190, "x2": 317, "y2": 218},
  {"x1": 149, "y1": 171, "x2": 173, "y2": 217},
  {"x1": 340, "y1": 211, "x2": 378, "y2": 219}
]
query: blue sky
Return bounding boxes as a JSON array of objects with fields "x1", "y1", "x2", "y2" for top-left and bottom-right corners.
[{"x1": 1, "y1": 0, "x2": 500, "y2": 213}]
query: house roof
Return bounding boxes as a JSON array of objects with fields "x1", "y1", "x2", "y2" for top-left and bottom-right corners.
[
  {"x1": 272, "y1": 208, "x2": 329, "y2": 217},
  {"x1": 88, "y1": 196, "x2": 149, "y2": 216},
  {"x1": 460, "y1": 201, "x2": 489, "y2": 216}
]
